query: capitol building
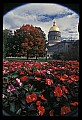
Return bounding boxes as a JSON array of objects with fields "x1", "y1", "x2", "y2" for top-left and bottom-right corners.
[{"x1": 47, "y1": 20, "x2": 79, "y2": 60}]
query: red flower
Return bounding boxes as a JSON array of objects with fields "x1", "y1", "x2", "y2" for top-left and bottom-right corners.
[
  {"x1": 20, "y1": 76, "x2": 27, "y2": 81},
  {"x1": 54, "y1": 71, "x2": 57, "y2": 75},
  {"x1": 55, "y1": 75, "x2": 61, "y2": 79},
  {"x1": 31, "y1": 93, "x2": 37, "y2": 102},
  {"x1": 26, "y1": 95, "x2": 32, "y2": 103},
  {"x1": 46, "y1": 78, "x2": 53, "y2": 86},
  {"x1": 62, "y1": 86, "x2": 68, "y2": 93},
  {"x1": 67, "y1": 80, "x2": 72, "y2": 83},
  {"x1": 35, "y1": 70, "x2": 41, "y2": 76},
  {"x1": 54, "y1": 86, "x2": 63, "y2": 97},
  {"x1": 49, "y1": 109, "x2": 54, "y2": 116},
  {"x1": 69, "y1": 75, "x2": 79, "y2": 82},
  {"x1": 61, "y1": 67, "x2": 65, "y2": 70},
  {"x1": 36, "y1": 101, "x2": 41, "y2": 106},
  {"x1": 37, "y1": 106, "x2": 45, "y2": 116},
  {"x1": 35, "y1": 62, "x2": 42, "y2": 69},
  {"x1": 26, "y1": 93, "x2": 37, "y2": 103},
  {"x1": 35, "y1": 77, "x2": 41, "y2": 81},
  {"x1": 70, "y1": 102, "x2": 78, "y2": 106},
  {"x1": 60, "y1": 74, "x2": 68, "y2": 81},
  {"x1": 20, "y1": 71, "x2": 24, "y2": 74},
  {"x1": 39, "y1": 94, "x2": 47, "y2": 101},
  {"x1": 54, "y1": 67, "x2": 60, "y2": 70},
  {"x1": 61, "y1": 106, "x2": 71, "y2": 115}
]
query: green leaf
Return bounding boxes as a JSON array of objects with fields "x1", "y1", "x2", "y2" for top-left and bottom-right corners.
[
  {"x1": 3, "y1": 76, "x2": 9, "y2": 80},
  {"x1": 10, "y1": 102, "x2": 15, "y2": 113},
  {"x1": 8, "y1": 74, "x2": 18, "y2": 78},
  {"x1": 24, "y1": 85, "x2": 29, "y2": 89},
  {"x1": 29, "y1": 85, "x2": 33, "y2": 91},
  {"x1": 33, "y1": 88, "x2": 37, "y2": 91},
  {"x1": 3, "y1": 91, "x2": 7, "y2": 95},
  {"x1": 16, "y1": 108, "x2": 21, "y2": 115},
  {"x1": 24, "y1": 86, "x2": 29, "y2": 91},
  {"x1": 3, "y1": 101, "x2": 9, "y2": 107},
  {"x1": 26, "y1": 93, "x2": 29, "y2": 96},
  {"x1": 34, "y1": 92, "x2": 40, "y2": 95}
]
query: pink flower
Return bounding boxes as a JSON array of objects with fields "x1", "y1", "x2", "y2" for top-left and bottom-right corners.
[
  {"x1": 3, "y1": 60, "x2": 9, "y2": 64},
  {"x1": 9, "y1": 67, "x2": 15, "y2": 71},
  {"x1": 41, "y1": 70, "x2": 46, "y2": 73},
  {"x1": 7, "y1": 85, "x2": 16, "y2": 92},
  {"x1": 41, "y1": 70, "x2": 46, "y2": 76},
  {"x1": 47, "y1": 70, "x2": 51, "y2": 74},
  {"x1": 2, "y1": 94, "x2": 5, "y2": 98},
  {"x1": 61, "y1": 67, "x2": 65, "y2": 70},
  {"x1": 3, "y1": 70, "x2": 9, "y2": 74},
  {"x1": 16, "y1": 78, "x2": 22, "y2": 86},
  {"x1": 28, "y1": 64, "x2": 34, "y2": 69},
  {"x1": 48, "y1": 69, "x2": 53, "y2": 72}
]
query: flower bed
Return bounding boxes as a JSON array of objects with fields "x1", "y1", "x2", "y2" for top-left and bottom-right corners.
[{"x1": 3, "y1": 60, "x2": 79, "y2": 116}]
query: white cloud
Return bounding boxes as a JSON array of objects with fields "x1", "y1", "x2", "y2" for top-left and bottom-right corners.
[{"x1": 3, "y1": 3, "x2": 79, "y2": 40}]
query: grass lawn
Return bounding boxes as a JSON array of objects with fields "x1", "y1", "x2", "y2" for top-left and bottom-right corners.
[
  {"x1": 5, "y1": 57, "x2": 27, "y2": 61},
  {"x1": 5, "y1": 57, "x2": 51, "y2": 62}
]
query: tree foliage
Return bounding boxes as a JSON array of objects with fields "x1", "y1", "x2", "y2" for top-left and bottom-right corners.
[
  {"x1": 3, "y1": 24, "x2": 46, "y2": 59},
  {"x1": 14, "y1": 24, "x2": 46, "y2": 59},
  {"x1": 3, "y1": 29, "x2": 13, "y2": 58}
]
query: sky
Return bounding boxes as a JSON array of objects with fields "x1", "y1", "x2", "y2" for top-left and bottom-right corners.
[{"x1": 3, "y1": 3, "x2": 79, "y2": 40}]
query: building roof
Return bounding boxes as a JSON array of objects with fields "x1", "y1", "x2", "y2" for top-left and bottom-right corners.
[{"x1": 49, "y1": 20, "x2": 60, "y2": 32}]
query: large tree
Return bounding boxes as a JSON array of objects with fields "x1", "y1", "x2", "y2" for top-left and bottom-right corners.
[
  {"x1": 3, "y1": 29, "x2": 13, "y2": 58},
  {"x1": 14, "y1": 24, "x2": 46, "y2": 59}
]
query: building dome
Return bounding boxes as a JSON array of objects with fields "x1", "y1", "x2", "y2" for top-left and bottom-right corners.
[
  {"x1": 48, "y1": 20, "x2": 61, "y2": 45},
  {"x1": 49, "y1": 20, "x2": 60, "y2": 31}
]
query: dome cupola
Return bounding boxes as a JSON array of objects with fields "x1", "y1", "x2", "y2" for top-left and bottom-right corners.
[
  {"x1": 48, "y1": 20, "x2": 61, "y2": 45},
  {"x1": 49, "y1": 20, "x2": 60, "y2": 31}
]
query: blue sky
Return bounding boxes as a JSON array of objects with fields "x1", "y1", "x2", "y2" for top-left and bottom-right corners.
[{"x1": 3, "y1": 3, "x2": 79, "y2": 40}]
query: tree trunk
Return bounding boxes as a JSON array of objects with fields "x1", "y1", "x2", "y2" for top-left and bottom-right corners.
[
  {"x1": 27, "y1": 51, "x2": 29, "y2": 60},
  {"x1": 36, "y1": 55, "x2": 38, "y2": 60}
]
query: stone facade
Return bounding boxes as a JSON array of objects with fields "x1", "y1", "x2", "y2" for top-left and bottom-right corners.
[
  {"x1": 48, "y1": 31, "x2": 61, "y2": 44},
  {"x1": 47, "y1": 20, "x2": 79, "y2": 60},
  {"x1": 48, "y1": 40, "x2": 79, "y2": 58}
]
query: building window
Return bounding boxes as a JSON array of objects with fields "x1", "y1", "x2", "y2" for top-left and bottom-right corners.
[
  {"x1": 52, "y1": 36, "x2": 53, "y2": 39},
  {"x1": 56, "y1": 37, "x2": 58, "y2": 39}
]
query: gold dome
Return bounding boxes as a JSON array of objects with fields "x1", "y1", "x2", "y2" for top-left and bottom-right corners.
[{"x1": 49, "y1": 20, "x2": 60, "y2": 31}]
